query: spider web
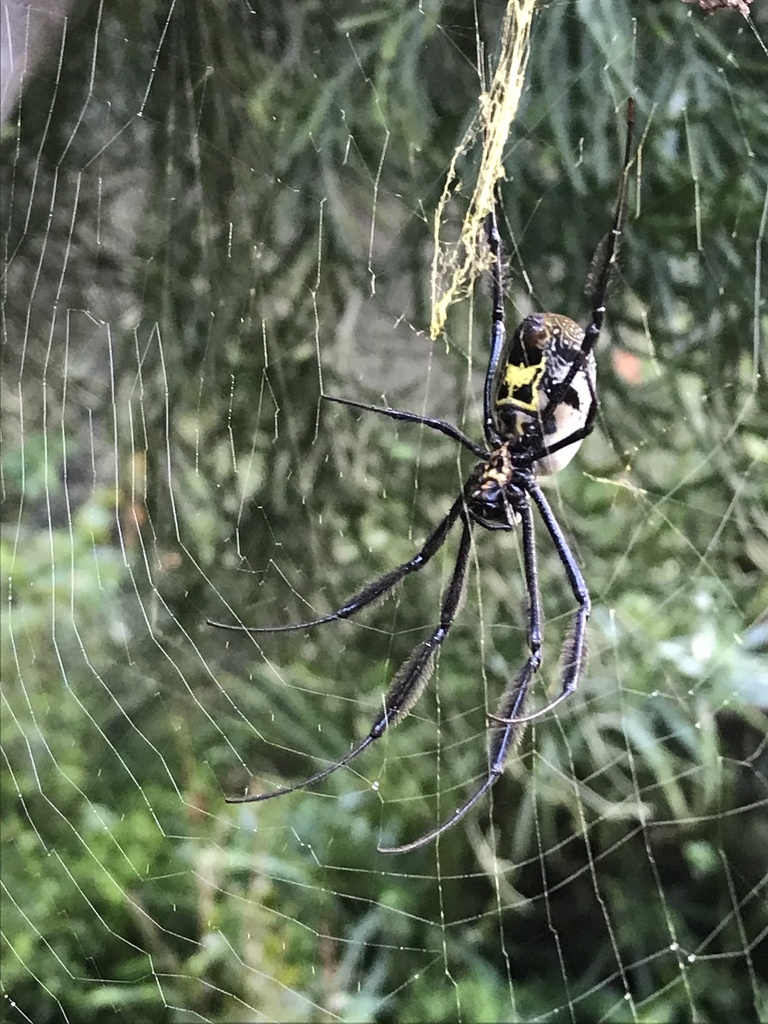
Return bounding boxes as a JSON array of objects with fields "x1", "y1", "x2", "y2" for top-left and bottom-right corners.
[{"x1": 2, "y1": 1, "x2": 767, "y2": 1022}]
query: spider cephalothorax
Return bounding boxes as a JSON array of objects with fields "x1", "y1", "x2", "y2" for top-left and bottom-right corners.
[
  {"x1": 464, "y1": 447, "x2": 527, "y2": 528},
  {"x1": 211, "y1": 100, "x2": 636, "y2": 854}
]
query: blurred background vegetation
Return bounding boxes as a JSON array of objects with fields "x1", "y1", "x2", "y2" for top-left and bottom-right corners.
[{"x1": 1, "y1": 1, "x2": 767, "y2": 1021}]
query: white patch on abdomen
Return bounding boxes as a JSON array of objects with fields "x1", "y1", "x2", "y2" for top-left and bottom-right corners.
[{"x1": 538, "y1": 368, "x2": 594, "y2": 475}]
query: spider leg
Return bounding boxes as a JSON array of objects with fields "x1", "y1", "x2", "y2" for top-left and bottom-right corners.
[
  {"x1": 379, "y1": 662, "x2": 533, "y2": 853},
  {"x1": 226, "y1": 732, "x2": 378, "y2": 805},
  {"x1": 545, "y1": 97, "x2": 635, "y2": 413},
  {"x1": 380, "y1": 498, "x2": 542, "y2": 854},
  {"x1": 208, "y1": 494, "x2": 464, "y2": 634},
  {"x1": 489, "y1": 480, "x2": 590, "y2": 727},
  {"x1": 482, "y1": 202, "x2": 505, "y2": 449},
  {"x1": 324, "y1": 395, "x2": 488, "y2": 459},
  {"x1": 529, "y1": 386, "x2": 598, "y2": 469},
  {"x1": 226, "y1": 514, "x2": 472, "y2": 806}
]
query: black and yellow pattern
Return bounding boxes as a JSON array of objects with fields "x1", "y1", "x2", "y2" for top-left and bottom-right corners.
[
  {"x1": 492, "y1": 312, "x2": 596, "y2": 474},
  {"x1": 212, "y1": 100, "x2": 636, "y2": 854}
]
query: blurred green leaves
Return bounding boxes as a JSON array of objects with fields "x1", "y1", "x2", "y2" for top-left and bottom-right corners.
[{"x1": 2, "y1": 1, "x2": 767, "y2": 1022}]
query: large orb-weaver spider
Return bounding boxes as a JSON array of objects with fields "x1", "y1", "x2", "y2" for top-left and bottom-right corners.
[{"x1": 212, "y1": 99, "x2": 636, "y2": 854}]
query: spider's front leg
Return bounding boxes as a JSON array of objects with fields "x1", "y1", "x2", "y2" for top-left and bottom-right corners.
[
  {"x1": 489, "y1": 480, "x2": 590, "y2": 727},
  {"x1": 209, "y1": 494, "x2": 465, "y2": 634},
  {"x1": 225, "y1": 507, "x2": 472, "y2": 808},
  {"x1": 380, "y1": 495, "x2": 543, "y2": 854}
]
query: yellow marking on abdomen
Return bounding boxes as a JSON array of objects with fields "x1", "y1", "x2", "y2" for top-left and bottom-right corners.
[{"x1": 496, "y1": 362, "x2": 544, "y2": 412}]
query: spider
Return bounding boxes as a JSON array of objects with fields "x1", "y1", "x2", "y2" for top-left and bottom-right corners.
[{"x1": 211, "y1": 99, "x2": 636, "y2": 854}]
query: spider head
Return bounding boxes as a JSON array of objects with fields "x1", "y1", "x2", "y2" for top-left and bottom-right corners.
[
  {"x1": 491, "y1": 312, "x2": 596, "y2": 475},
  {"x1": 464, "y1": 447, "x2": 526, "y2": 529}
]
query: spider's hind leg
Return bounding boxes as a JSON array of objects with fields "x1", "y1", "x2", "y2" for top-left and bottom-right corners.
[{"x1": 543, "y1": 97, "x2": 635, "y2": 419}]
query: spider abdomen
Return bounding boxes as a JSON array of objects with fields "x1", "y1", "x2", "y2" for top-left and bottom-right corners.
[{"x1": 492, "y1": 312, "x2": 596, "y2": 474}]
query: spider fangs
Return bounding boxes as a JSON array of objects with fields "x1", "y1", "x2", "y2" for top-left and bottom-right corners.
[{"x1": 211, "y1": 99, "x2": 635, "y2": 854}]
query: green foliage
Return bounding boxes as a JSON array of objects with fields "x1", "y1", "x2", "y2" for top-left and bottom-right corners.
[{"x1": 2, "y1": 1, "x2": 766, "y2": 1022}]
